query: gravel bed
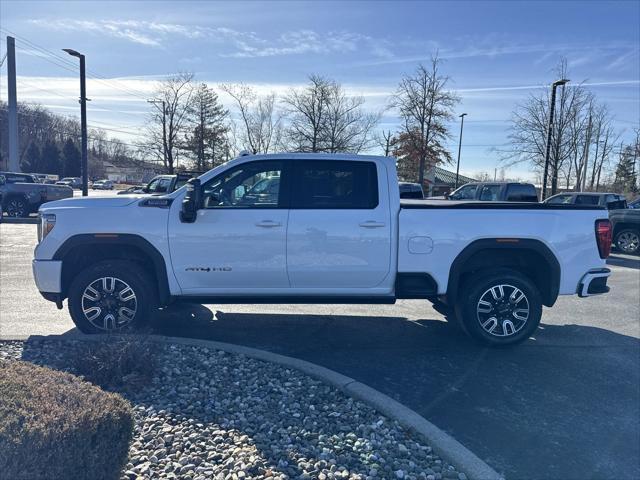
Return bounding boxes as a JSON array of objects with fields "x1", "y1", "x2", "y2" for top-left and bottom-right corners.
[{"x1": 1, "y1": 339, "x2": 466, "y2": 480}]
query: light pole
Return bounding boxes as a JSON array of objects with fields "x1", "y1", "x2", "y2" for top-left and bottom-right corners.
[
  {"x1": 63, "y1": 48, "x2": 88, "y2": 197},
  {"x1": 455, "y1": 113, "x2": 467, "y2": 189},
  {"x1": 541, "y1": 78, "x2": 569, "y2": 200}
]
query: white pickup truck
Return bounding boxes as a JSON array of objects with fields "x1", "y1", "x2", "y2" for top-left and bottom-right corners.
[{"x1": 33, "y1": 153, "x2": 613, "y2": 346}]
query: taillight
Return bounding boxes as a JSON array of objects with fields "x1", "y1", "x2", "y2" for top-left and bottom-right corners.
[{"x1": 595, "y1": 219, "x2": 612, "y2": 259}]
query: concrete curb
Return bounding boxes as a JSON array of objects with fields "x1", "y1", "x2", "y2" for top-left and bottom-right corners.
[{"x1": 2, "y1": 333, "x2": 503, "y2": 480}]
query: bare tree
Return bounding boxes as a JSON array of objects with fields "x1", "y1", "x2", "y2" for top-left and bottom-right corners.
[
  {"x1": 375, "y1": 130, "x2": 396, "y2": 156},
  {"x1": 144, "y1": 72, "x2": 194, "y2": 173},
  {"x1": 393, "y1": 55, "x2": 459, "y2": 190},
  {"x1": 282, "y1": 75, "x2": 379, "y2": 153},
  {"x1": 323, "y1": 82, "x2": 379, "y2": 153},
  {"x1": 282, "y1": 75, "x2": 332, "y2": 152},
  {"x1": 220, "y1": 83, "x2": 283, "y2": 154},
  {"x1": 500, "y1": 60, "x2": 618, "y2": 195}
]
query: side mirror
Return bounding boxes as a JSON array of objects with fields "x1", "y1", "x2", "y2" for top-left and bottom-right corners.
[
  {"x1": 180, "y1": 178, "x2": 202, "y2": 223},
  {"x1": 0, "y1": 175, "x2": 5, "y2": 186}
]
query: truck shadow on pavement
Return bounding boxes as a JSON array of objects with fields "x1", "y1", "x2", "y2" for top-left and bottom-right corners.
[
  {"x1": 0, "y1": 216, "x2": 39, "y2": 224},
  {"x1": 149, "y1": 303, "x2": 640, "y2": 480}
]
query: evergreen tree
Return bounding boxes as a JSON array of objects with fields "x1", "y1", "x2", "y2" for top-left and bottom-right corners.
[
  {"x1": 22, "y1": 143, "x2": 43, "y2": 173},
  {"x1": 184, "y1": 83, "x2": 228, "y2": 171},
  {"x1": 612, "y1": 145, "x2": 638, "y2": 193},
  {"x1": 62, "y1": 138, "x2": 81, "y2": 177},
  {"x1": 41, "y1": 140, "x2": 62, "y2": 176}
]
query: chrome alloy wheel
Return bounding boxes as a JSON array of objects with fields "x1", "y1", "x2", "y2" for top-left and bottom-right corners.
[
  {"x1": 617, "y1": 231, "x2": 639, "y2": 254},
  {"x1": 476, "y1": 284, "x2": 530, "y2": 337},
  {"x1": 81, "y1": 276, "x2": 138, "y2": 331}
]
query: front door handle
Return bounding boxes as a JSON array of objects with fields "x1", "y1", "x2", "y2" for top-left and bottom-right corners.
[
  {"x1": 256, "y1": 220, "x2": 282, "y2": 228},
  {"x1": 359, "y1": 221, "x2": 386, "y2": 228}
]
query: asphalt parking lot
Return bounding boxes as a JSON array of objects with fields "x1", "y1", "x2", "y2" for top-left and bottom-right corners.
[{"x1": 0, "y1": 204, "x2": 638, "y2": 480}]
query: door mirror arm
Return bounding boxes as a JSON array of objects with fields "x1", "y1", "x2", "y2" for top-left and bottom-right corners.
[{"x1": 180, "y1": 178, "x2": 202, "y2": 223}]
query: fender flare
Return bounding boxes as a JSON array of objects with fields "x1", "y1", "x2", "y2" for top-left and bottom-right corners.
[
  {"x1": 53, "y1": 233, "x2": 171, "y2": 305},
  {"x1": 446, "y1": 238, "x2": 561, "y2": 306}
]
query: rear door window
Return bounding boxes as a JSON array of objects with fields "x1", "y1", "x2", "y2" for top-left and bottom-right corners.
[
  {"x1": 546, "y1": 194, "x2": 573, "y2": 204},
  {"x1": 506, "y1": 184, "x2": 538, "y2": 202},
  {"x1": 5, "y1": 174, "x2": 33, "y2": 183},
  {"x1": 575, "y1": 195, "x2": 600, "y2": 205},
  {"x1": 291, "y1": 160, "x2": 378, "y2": 209},
  {"x1": 479, "y1": 184, "x2": 502, "y2": 201}
]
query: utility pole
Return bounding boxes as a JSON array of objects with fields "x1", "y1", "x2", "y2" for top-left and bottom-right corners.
[
  {"x1": 581, "y1": 111, "x2": 593, "y2": 192},
  {"x1": 541, "y1": 78, "x2": 569, "y2": 200},
  {"x1": 148, "y1": 99, "x2": 168, "y2": 171},
  {"x1": 63, "y1": 48, "x2": 88, "y2": 196},
  {"x1": 455, "y1": 113, "x2": 467, "y2": 189},
  {"x1": 7, "y1": 36, "x2": 19, "y2": 172}
]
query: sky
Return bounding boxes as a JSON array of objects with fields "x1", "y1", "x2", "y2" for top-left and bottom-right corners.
[{"x1": 1, "y1": 0, "x2": 639, "y2": 181}]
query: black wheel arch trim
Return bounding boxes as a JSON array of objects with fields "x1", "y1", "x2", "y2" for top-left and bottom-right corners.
[
  {"x1": 446, "y1": 238, "x2": 561, "y2": 307},
  {"x1": 52, "y1": 233, "x2": 171, "y2": 305}
]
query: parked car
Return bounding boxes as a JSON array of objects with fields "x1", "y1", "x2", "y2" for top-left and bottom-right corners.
[
  {"x1": 117, "y1": 184, "x2": 144, "y2": 195},
  {"x1": 34, "y1": 153, "x2": 612, "y2": 347},
  {"x1": 544, "y1": 192, "x2": 627, "y2": 209},
  {"x1": 117, "y1": 173, "x2": 195, "y2": 195},
  {"x1": 91, "y1": 180, "x2": 115, "y2": 190},
  {"x1": 56, "y1": 177, "x2": 82, "y2": 189},
  {"x1": 399, "y1": 182, "x2": 424, "y2": 199},
  {"x1": 443, "y1": 182, "x2": 538, "y2": 202},
  {"x1": 0, "y1": 171, "x2": 73, "y2": 217},
  {"x1": 609, "y1": 208, "x2": 640, "y2": 255}
]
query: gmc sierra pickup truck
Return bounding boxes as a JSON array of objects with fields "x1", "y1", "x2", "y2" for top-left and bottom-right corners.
[{"x1": 33, "y1": 153, "x2": 613, "y2": 346}]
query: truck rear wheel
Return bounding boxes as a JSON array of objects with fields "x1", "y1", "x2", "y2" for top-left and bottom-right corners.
[
  {"x1": 455, "y1": 269, "x2": 542, "y2": 346},
  {"x1": 5, "y1": 197, "x2": 28, "y2": 217},
  {"x1": 68, "y1": 260, "x2": 157, "y2": 333},
  {"x1": 615, "y1": 229, "x2": 640, "y2": 255}
]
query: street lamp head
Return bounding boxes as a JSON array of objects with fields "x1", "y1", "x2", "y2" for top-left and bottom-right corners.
[
  {"x1": 553, "y1": 79, "x2": 570, "y2": 86},
  {"x1": 62, "y1": 48, "x2": 82, "y2": 58},
  {"x1": 459, "y1": 113, "x2": 468, "y2": 118}
]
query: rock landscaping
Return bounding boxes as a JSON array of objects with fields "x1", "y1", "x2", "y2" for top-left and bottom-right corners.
[{"x1": 0, "y1": 339, "x2": 466, "y2": 480}]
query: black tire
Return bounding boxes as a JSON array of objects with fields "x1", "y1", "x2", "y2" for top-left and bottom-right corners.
[
  {"x1": 4, "y1": 197, "x2": 28, "y2": 217},
  {"x1": 614, "y1": 228, "x2": 640, "y2": 255},
  {"x1": 454, "y1": 268, "x2": 542, "y2": 346},
  {"x1": 68, "y1": 260, "x2": 157, "y2": 333}
]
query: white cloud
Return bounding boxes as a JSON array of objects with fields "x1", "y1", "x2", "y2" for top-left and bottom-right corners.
[{"x1": 28, "y1": 18, "x2": 393, "y2": 59}]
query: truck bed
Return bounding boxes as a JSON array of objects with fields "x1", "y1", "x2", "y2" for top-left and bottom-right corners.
[{"x1": 401, "y1": 199, "x2": 606, "y2": 210}]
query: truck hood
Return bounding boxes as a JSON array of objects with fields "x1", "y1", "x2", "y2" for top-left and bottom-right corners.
[{"x1": 39, "y1": 195, "x2": 143, "y2": 211}]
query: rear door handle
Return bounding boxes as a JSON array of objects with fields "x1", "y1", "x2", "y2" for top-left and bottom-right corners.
[
  {"x1": 256, "y1": 220, "x2": 282, "y2": 228},
  {"x1": 359, "y1": 221, "x2": 386, "y2": 228}
]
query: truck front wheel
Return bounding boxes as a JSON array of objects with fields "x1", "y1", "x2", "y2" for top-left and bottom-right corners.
[
  {"x1": 68, "y1": 260, "x2": 157, "y2": 333},
  {"x1": 455, "y1": 269, "x2": 542, "y2": 346}
]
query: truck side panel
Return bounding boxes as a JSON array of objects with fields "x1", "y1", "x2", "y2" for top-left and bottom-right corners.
[{"x1": 398, "y1": 208, "x2": 607, "y2": 295}]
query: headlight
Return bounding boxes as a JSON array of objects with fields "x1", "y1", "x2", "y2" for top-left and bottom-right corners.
[{"x1": 37, "y1": 213, "x2": 56, "y2": 243}]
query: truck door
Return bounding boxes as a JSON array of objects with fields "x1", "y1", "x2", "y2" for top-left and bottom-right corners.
[
  {"x1": 168, "y1": 160, "x2": 290, "y2": 292},
  {"x1": 286, "y1": 159, "x2": 391, "y2": 289}
]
